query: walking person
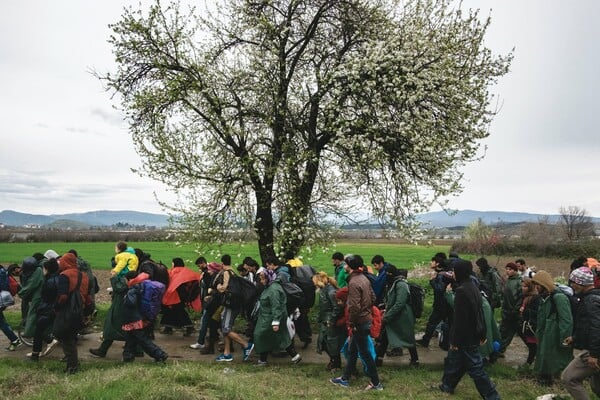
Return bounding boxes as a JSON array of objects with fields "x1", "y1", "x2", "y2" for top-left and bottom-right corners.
[
  {"x1": 531, "y1": 270, "x2": 573, "y2": 386},
  {"x1": 0, "y1": 264, "x2": 21, "y2": 350},
  {"x1": 312, "y1": 271, "x2": 343, "y2": 370},
  {"x1": 498, "y1": 262, "x2": 522, "y2": 356},
  {"x1": 436, "y1": 259, "x2": 501, "y2": 399},
  {"x1": 160, "y1": 257, "x2": 201, "y2": 335},
  {"x1": 561, "y1": 267, "x2": 600, "y2": 399},
  {"x1": 417, "y1": 252, "x2": 450, "y2": 348},
  {"x1": 189, "y1": 261, "x2": 222, "y2": 353},
  {"x1": 55, "y1": 252, "x2": 92, "y2": 374},
  {"x1": 518, "y1": 278, "x2": 540, "y2": 367},
  {"x1": 253, "y1": 269, "x2": 301, "y2": 365},
  {"x1": 330, "y1": 254, "x2": 383, "y2": 391},
  {"x1": 121, "y1": 271, "x2": 168, "y2": 363}
]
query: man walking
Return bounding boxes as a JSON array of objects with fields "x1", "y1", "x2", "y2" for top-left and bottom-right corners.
[
  {"x1": 330, "y1": 254, "x2": 383, "y2": 391},
  {"x1": 561, "y1": 267, "x2": 600, "y2": 399},
  {"x1": 436, "y1": 259, "x2": 501, "y2": 400}
]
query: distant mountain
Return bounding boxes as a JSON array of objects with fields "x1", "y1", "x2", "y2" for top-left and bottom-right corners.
[
  {"x1": 416, "y1": 209, "x2": 600, "y2": 228},
  {"x1": 0, "y1": 210, "x2": 170, "y2": 228}
]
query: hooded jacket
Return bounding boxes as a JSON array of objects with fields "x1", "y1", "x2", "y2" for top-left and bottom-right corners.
[{"x1": 57, "y1": 253, "x2": 91, "y2": 308}]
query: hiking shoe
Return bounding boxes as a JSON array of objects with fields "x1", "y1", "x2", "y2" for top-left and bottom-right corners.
[
  {"x1": 155, "y1": 354, "x2": 168, "y2": 363},
  {"x1": 42, "y1": 339, "x2": 59, "y2": 357},
  {"x1": 243, "y1": 342, "x2": 254, "y2": 361},
  {"x1": 416, "y1": 339, "x2": 429, "y2": 348},
  {"x1": 189, "y1": 342, "x2": 205, "y2": 350},
  {"x1": 256, "y1": 360, "x2": 268, "y2": 367},
  {"x1": 89, "y1": 348, "x2": 106, "y2": 358},
  {"x1": 6, "y1": 338, "x2": 22, "y2": 351},
  {"x1": 291, "y1": 353, "x2": 302, "y2": 364},
  {"x1": 409, "y1": 360, "x2": 420, "y2": 367},
  {"x1": 387, "y1": 347, "x2": 403, "y2": 357},
  {"x1": 330, "y1": 376, "x2": 349, "y2": 388},
  {"x1": 160, "y1": 326, "x2": 173, "y2": 335},
  {"x1": 215, "y1": 353, "x2": 233, "y2": 362},
  {"x1": 365, "y1": 382, "x2": 384, "y2": 391}
]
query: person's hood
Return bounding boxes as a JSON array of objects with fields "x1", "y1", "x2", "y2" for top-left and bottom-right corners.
[
  {"x1": 128, "y1": 272, "x2": 150, "y2": 287},
  {"x1": 58, "y1": 253, "x2": 78, "y2": 272}
]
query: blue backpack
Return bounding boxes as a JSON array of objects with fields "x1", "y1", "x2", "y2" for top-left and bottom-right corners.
[{"x1": 140, "y1": 280, "x2": 166, "y2": 321}]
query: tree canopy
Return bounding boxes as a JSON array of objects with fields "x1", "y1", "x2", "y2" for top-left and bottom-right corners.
[{"x1": 102, "y1": 0, "x2": 512, "y2": 262}]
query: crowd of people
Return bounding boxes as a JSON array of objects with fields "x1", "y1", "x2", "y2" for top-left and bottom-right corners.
[{"x1": 2, "y1": 244, "x2": 600, "y2": 398}]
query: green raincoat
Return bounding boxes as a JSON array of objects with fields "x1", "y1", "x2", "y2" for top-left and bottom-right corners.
[
  {"x1": 384, "y1": 278, "x2": 416, "y2": 349},
  {"x1": 19, "y1": 267, "x2": 44, "y2": 337},
  {"x1": 253, "y1": 281, "x2": 292, "y2": 354},
  {"x1": 101, "y1": 275, "x2": 129, "y2": 341},
  {"x1": 480, "y1": 296, "x2": 501, "y2": 358},
  {"x1": 316, "y1": 283, "x2": 345, "y2": 356},
  {"x1": 534, "y1": 291, "x2": 573, "y2": 376}
]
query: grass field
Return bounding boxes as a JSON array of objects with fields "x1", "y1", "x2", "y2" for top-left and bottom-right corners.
[{"x1": 0, "y1": 241, "x2": 451, "y2": 272}]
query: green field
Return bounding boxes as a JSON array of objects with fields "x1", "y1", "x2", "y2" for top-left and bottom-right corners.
[{"x1": 0, "y1": 241, "x2": 450, "y2": 272}]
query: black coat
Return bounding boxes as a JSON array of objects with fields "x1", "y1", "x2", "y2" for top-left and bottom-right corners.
[
  {"x1": 450, "y1": 279, "x2": 486, "y2": 348},
  {"x1": 573, "y1": 288, "x2": 600, "y2": 357}
]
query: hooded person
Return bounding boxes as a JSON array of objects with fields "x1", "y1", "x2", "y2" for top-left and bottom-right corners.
[
  {"x1": 437, "y1": 260, "x2": 500, "y2": 399},
  {"x1": 475, "y1": 258, "x2": 503, "y2": 310},
  {"x1": 54, "y1": 252, "x2": 92, "y2": 374},
  {"x1": 531, "y1": 270, "x2": 573, "y2": 386},
  {"x1": 18, "y1": 256, "x2": 45, "y2": 338}
]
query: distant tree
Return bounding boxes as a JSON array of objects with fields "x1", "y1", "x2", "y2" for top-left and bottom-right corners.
[
  {"x1": 519, "y1": 216, "x2": 561, "y2": 246},
  {"x1": 101, "y1": 0, "x2": 512, "y2": 262},
  {"x1": 464, "y1": 218, "x2": 495, "y2": 255},
  {"x1": 559, "y1": 205, "x2": 595, "y2": 241}
]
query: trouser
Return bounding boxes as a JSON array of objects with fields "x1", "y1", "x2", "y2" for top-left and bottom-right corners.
[
  {"x1": 499, "y1": 314, "x2": 519, "y2": 353},
  {"x1": 441, "y1": 345, "x2": 500, "y2": 400},
  {"x1": 61, "y1": 333, "x2": 79, "y2": 372},
  {"x1": 561, "y1": 350, "x2": 600, "y2": 400},
  {"x1": 0, "y1": 310, "x2": 18, "y2": 342},
  {"x1": 32, "y1": 315, "x2": 54, "y2": 353},
  {"x1": 422, "y1": 306, "x2": 446, "y2": 345},
  {"x1": 342, "y1": 322, "x2": 380, "y2": 386},
  {"x1": 123, "y1": 329, "x2": 166, "y2": 361},
  {"x1": 197, "y1": 308, "x2": 219, "y2": 345}
]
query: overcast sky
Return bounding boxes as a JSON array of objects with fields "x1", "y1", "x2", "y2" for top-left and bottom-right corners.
[{"x1": 1, "y1": 1, "x2": 598, "y2": 217}]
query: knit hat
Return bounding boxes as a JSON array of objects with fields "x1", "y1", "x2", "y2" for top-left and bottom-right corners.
[
  {"x1": 335, "y1": 287, "x2": 349, "y2": 303},
  {"x1": 531, "y1": 270, "x2": 555, "y2": 293},
  {"x1": 505, "y1": 262, "x2": 519, "y2": 272},
  {"x1": 207, "y1": 262, "x2": 222, "y2": 273},
  {"x1": 44, "y1": 249, "x2": 59, "y2": 260},
  {"x1": 569, "y1": 267, "x2": 594, "y2": 287}
]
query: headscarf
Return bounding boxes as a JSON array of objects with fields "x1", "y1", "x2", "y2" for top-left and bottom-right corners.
[{"x1": 261, "y1": 269, "x2": 276, "y2": 285}]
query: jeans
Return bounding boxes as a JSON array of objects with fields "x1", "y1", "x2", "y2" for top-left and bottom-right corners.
[
  {"x1": 123, "y1": 329, "x2": 166, "y2": 361},
  {"x1": 343, "y1": 321, "x2": 380, "y2": 386},
  {"x1": 0, "y1": 310, "x2": 18, "y2": 342},
  {"x1": 561, "y1": 351, "x2": 600, "y2": 400},
  {"x1": 441, "y1": 345, "x2": 501, "y2": 400},
  {"x1": 196, "y1": 308, "x2": 219, "y2": 344}
]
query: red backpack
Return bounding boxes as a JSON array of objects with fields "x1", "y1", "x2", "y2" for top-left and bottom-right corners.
[
  {"x1": 370, "y1": 305, "x2": 382, "y2": 339},
  {"x1": 8, "y1": 276, "x2": 19, "y2": 296}
]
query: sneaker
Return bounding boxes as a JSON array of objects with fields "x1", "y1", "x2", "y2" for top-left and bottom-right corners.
[
  {"x1": 291, "y1": 353, "x2": 302, "y2": 364},
  {"x1": 6, "y1": 338, "x2": 22, "y2": 351},
  {"x1": 42, "y1": 339, "x2": 59, "y2": 357},
  {"x1": 243, "y1": 342, "x2": 254, "y2": 361},
  {"x1": 215, "y1": 353, "x2": 233, "y2": 362},
  {"x1": 189, "y1": 342, "x2": 205, "y2": 350},
  {"x1": 256, "y1": 360, "x2": 268, "y2": 367},
  {"x1": 409, "y1": 360, "x2": 420, "y2": 367},
  {"x1": 365, "y1": 382, "x2": 384, "y2": 391},
  {"x1": 89, "y1": 348, "x2": 106, "y2": 358},
  {"x1": 155, "y1": 354, "x2": 168, "y2": 363},
  {"x1": 330, "y1": 376, "x2": 349, "y2": 388}
]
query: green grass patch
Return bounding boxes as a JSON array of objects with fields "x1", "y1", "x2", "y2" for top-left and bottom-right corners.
[
  {"x1": 0, "y1": 357, "x2": 570, "y2": 399},
  {"x1": 0, "y1": 241, "x2": 450, "y2": 272}
]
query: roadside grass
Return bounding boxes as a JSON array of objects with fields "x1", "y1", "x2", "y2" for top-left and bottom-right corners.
[
  {"x1": 0, "y1": 241, "x2": 449, "y2": 272},
  {"x1": 0, "y1": 356, "x2": 569, "y2": 400}
]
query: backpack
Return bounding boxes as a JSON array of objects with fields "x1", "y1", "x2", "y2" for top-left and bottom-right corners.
[
  {"x1": 8, "y1": 276, "x2": 19, "y2": 296},
  {"x1": 0, "y1": 267, "x2": 8, "y2": 292},
  {"x1": 139, "y1": 260, "x2": 170, "y2": 286},
  {"x1": 280, "y1": 280, "x2": 305, "y2": 316},
  {"x1": 222, "y1": 275, "x2": 259, "y2": 318},
  {"x1": 140, "y1": 280, "x2": 166, "y2": 321},
  {"x1": 370, "y1": 305, "x2": 382, "y2": 338},
  {"x1": 53, "y1": 272, "x2": 85, "y2": 339},
  {"x1": 177, "y1": 280, "x2": 201, "y2": 304},
  {"x1": 408, "y1": 281, "x2": 426, "y2": 318},
  {"x1": 551, "y1": 283, "x2": 580, "y2": 318},
  {"x1": 289, "y1": 265, "x2": 317, "y2": 309}
]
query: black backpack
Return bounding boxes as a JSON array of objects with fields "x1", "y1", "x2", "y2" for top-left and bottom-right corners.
[
  {"x1": 53, "y1": 272, "x2": 85, "y2": 339},
  {"x1": 223, "y1": 275, "x2": 259, "y2": 318},
  {"x1": 288, "y1": 265, "x2": 317, "y2": 309},
  {"x1": 280, "y1": 281, "x2": 305, "y2": 315},
  {"x1": 408, "y1": 282, "x2": 426, "y2": 319},
  {"x1": 177, "y1": 280, "x2": 201, "y2": 304}
]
